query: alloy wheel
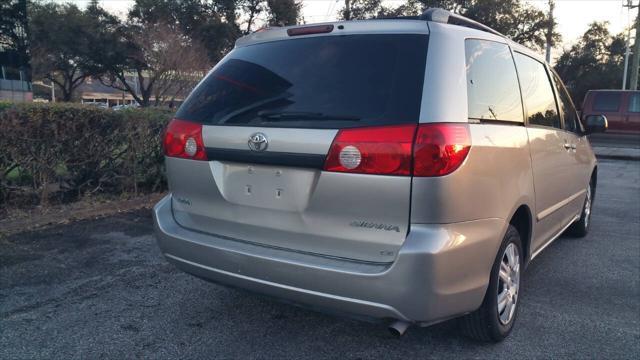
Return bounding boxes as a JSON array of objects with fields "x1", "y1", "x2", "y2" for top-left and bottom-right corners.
[
  {"x1": 497, "y1": 243, "x2": 520, "y2": 325},
  {"x1": 584, "y1": 185, "x2": 592, "y2": 229}
]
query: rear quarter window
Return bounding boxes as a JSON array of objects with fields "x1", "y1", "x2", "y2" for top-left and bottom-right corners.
[
  {"x1": 176, "y1": 34, "x2": 429, "y2": 129},
  {"x1": 465, "y1": 39, "x2": 523, "y2": 123}
]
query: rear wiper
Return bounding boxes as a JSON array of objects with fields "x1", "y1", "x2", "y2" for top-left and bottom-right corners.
[{"x1": 257, "y1": 110, "x2": 361, "y2": 121}]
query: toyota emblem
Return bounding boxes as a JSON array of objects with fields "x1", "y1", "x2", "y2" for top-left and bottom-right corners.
[{"x1": 248, "y1": 132, "x2": 269, "y2": 152}]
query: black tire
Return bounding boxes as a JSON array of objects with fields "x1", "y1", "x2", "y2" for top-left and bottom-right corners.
[
  {"x1": 566, "y1": 180, "x2": 593, "y2": 238},
  {"x1": 459, "y1": 224, "x2": 523, "y2": 342}
]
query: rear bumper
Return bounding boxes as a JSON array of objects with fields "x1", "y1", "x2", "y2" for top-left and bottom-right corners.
[{"x1": 153, "y1": 194, "x2": 506, "y2": 324}]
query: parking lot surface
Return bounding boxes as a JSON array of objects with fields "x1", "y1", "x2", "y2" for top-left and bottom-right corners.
[{"x1": 1, "y1": 159, "x2": 639, "y2": 359}]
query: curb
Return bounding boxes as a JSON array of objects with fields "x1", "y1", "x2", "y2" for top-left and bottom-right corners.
[{"x1": 595, "y1": 154, "x2": 640, "y2": 161}]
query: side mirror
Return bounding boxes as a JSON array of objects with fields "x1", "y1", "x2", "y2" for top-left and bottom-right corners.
[{"x1": 584, "y1": 115, "x2": 608, "y2": 134}]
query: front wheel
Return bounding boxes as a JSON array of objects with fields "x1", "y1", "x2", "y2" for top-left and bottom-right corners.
[{"x1": 459, "y1": 224, "x2": 522, "y2": 342}]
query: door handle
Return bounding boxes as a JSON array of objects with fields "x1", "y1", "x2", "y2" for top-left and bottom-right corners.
[
  {"x1": 563, "y1": 143, "x2": 572, "y2": 150},
  {"x1": 570, "y1": 144, "x2": 577, "y2": 150}
]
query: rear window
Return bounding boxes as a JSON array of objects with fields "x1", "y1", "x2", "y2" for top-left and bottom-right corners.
[
  {"x1": 593, "y1": 92, "x2": 621, "y2": 112},
  {"x1": 176, "y1": 34, "x2": 428, "y2": 129}
]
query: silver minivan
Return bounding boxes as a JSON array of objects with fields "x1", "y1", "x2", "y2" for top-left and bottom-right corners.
[{"x1": 153, "y1": 9, "x2": 607, "y2": 342}]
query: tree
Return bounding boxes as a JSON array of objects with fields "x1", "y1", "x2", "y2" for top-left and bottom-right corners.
[
  {"x1": 88, "y1": 0, "x2": 222, "y2": 106},
  {"x1": 29, "y1": 3, "x2": 99, "y2": 101},
  {"x1": 464, "y1": 0, "x2": 560, "y2": 50},
  {"x1": 238, "y1": 0, "x2": 302, "y2": 32},
  {"x1": 267, "y1": 0, "x2": 302, "y2": 26},
  {"x1": 27, "y1": 0, "x2": 304, "y2": 105},
  {"x1": 554, "y1": 22, "x2": 625, "y2": 108},
  {"x1": 339, "y1": 0, "x2": 419, "y2": 20},
  {"x1": 129, "y1": 0, "x2": 241, "y2": 63},
  {"x1": 340, "y1": 0, "x2": 560, "y2": 52},
  {"x1": 241, "y1": 0, "x2": 267, "y2": 33},
  {"x1": 99, "y1": 22, "x2": 211, "y2": 107},
  {"x1": 0, "y1": 0, "x2": 30, "y2": 80}
]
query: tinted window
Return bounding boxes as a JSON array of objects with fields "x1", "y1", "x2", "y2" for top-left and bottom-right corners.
[
  {"x1": 465, "y1": 39, "x2": 523, "y2": 122},
  {"x1": 628, "y1": 93, "x2": 640, "y2": 113},
  {"x1": 176, "y1": 35, "x2": 428, "y2": 129},
  {"x1": 593, "y1": 92, "x2": 621, "y2": 112},
  {"x1": 551, "y1": 72, "x2": 580, "y2": 133},
  {"x1": 514, "y1": 53, "x2": 561, "y2": 129}
]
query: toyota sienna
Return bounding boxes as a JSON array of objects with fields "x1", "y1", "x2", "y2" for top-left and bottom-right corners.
[{"x1": 153, "y1": 9, "x2": 607, "y2": 341}]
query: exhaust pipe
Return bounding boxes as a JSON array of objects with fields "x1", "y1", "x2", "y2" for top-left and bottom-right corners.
[{"x1": 388, "y1": 320, "x2": 411, "y2": 336}]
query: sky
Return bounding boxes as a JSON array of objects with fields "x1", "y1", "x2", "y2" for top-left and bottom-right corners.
[{"x1": 59, "y1": 0, "x2": 636, "y2": 51}]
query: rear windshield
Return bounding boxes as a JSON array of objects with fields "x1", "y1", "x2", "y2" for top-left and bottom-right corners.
[{"x1": 176, "y1": 34, "x2": 429, "y2": 129}]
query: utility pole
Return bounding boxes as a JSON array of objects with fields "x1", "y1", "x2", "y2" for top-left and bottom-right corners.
[
  {"x1": 631, "y1": 8, "x2": 640, "y2": 90},
  {"x1": 623, "y1": 21, "x2": 631, "y2": 90},
  {"x1": 344, "y1": 0, "x2": 351, "y2": 20},
  {"x1": 545, "y1": 0, "x2": 555, "y2": 63},
  {"x1": 623, "y1": 0, "x2": 639, "y2": 90}
]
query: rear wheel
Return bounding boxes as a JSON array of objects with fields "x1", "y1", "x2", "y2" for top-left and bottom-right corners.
[
  {"x1": 567, "y1": 181, "x2": 593, "y2": 237},
  {"x1": 459, "y1": 225, "x2": 522, "y2": 342}
]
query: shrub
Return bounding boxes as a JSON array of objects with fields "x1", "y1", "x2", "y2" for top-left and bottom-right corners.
[{"x1": 0, "y1": 103, "x2": 173, "y2": 208}]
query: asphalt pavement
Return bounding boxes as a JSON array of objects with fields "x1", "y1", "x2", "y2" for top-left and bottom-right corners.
[{"x1": 1, "y1": 159, "x2": 639, "y2": 359}]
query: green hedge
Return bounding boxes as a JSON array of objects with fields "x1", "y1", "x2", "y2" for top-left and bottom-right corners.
[{"x1": 0, "y1": 103, "x2": 173, "y2": 207}]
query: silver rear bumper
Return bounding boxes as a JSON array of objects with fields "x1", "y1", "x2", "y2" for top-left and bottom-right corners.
[{"x1": 153, "y1": 194, "x2": 506, "y2": 324}]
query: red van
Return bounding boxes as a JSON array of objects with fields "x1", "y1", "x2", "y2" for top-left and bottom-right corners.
[{"x1": 582, "y1": 90, "x2": 640, "y2": 133}]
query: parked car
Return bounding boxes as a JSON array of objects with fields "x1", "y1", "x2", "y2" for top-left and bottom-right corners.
[
  {"x1": 84, "y1": 101, "x2": 108, "y2": 109},
  {"x1": 153, "y1": 8, "x2": 607, "y2": 342},
  {"x1": 582, "y1": 89, "x2": 640, "y2": 133},
  {"x1": 111, "y1": 103, "x2": 139, "y2": 111}
]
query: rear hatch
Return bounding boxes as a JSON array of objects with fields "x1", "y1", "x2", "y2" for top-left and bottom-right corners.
[{"x1": 165, "y1": 30, "x2": 429, "y2": 263}]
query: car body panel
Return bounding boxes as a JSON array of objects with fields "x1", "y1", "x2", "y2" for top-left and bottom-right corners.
[
  {"x1": 155, "y1": 195, "x2": 507, "y2": 323},
  {"x1": 411, "y1": 123, "x2": 535, "y2": 224},
  {"x1": 526, "y1": 127, "x2": 584, "y2": 251},
  {"x1": 168, "y1": 155, "x2": 411, "y2": 263}
]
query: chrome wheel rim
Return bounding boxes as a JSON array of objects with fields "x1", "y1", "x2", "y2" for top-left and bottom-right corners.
[
  {"x1": 497, "y1": 243, "x2": 520, "y2": 325},
  {"x1": 584, "y1": 185, "x2": 592, "y2": 228}
]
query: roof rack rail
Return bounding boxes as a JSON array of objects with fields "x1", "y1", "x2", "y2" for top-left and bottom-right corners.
[
  {"x1": 419, "y1": 8, "x2": 504, "y2": 38},
  {"x1": 375, "y1": 15, "x2": 420, "y2": 20}
]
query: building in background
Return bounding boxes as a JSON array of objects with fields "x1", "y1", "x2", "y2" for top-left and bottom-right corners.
[
  {"x1": 76, "y1": 78, "x2": 138, "y2": 108},
  {"x1": 75, "y1": 76, "x2": 185, "y2": 108},
  {"x1": 0, "y1": 0, "x2": 32, "y2": 102}
]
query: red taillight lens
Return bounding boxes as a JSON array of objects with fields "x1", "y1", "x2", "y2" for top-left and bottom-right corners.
[
  {"x1": 324, "y1": 125, "x2": 416, "y2": 176},
  {"x1": 413, "y1": 123, "x2": 470, "y2": 176},
  {"x1": 163, "y1": 119, "x2": 208, "y2": 161},
  {"x1": 323, "y1": 123, "x2": 471, "y2": 177}
]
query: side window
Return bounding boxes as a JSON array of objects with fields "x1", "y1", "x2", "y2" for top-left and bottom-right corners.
[
  {"x1": 628, "y1": 93, "x2": 640, "y2": 113},
  {"x1": 513, "y1": 52, "x2": 561, "y2": 129},
  {"x1": 551, "y1": 72, "x2": 581, "y2": 133},
  {"x1": 465, "y1": 39, "x2": 523, "y2": 122},
  {"x1": 593, "y1": 92, "x2": 621, "y2": 112}
]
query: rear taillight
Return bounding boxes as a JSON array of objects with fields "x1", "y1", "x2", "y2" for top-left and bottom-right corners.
[
  {"x1": 323, "y1": 123, "x2": 470, "y2": 177},
  {"x1": 413, "y1": 123, "x2": 470, "y2": 177},
  {"x1": 163, "y1": 119, "x2": 208, "y2": 161},
  {"x1": 324, "y1": 125, "x2": 416, "y2": 176}
]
